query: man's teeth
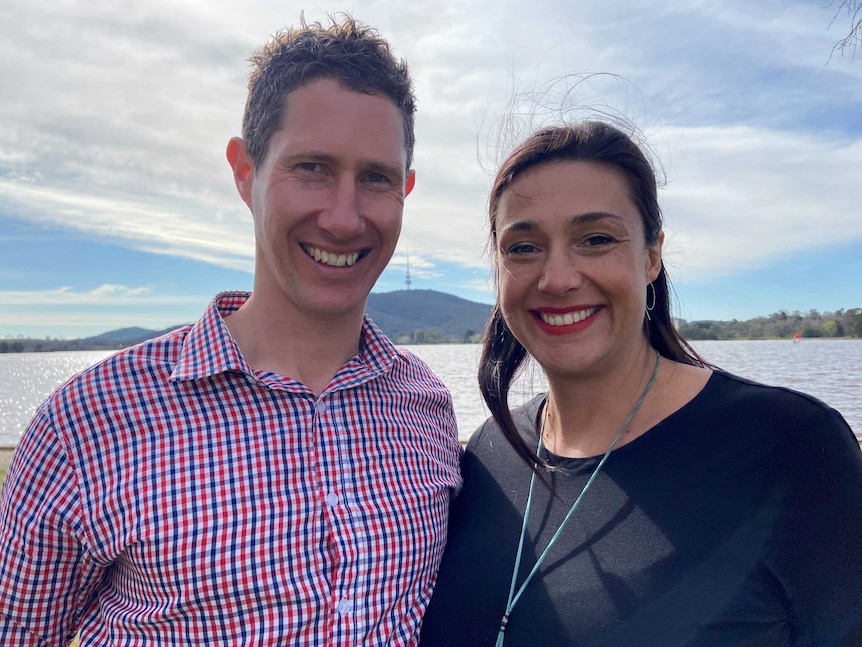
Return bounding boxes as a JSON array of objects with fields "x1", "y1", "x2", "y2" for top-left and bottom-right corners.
[
  {"x1": 304, "y1": 245, "x2": 359, "y2": 267},
  {"x1": 540, "y1": 307, "x2": 597, "y2": 326}
]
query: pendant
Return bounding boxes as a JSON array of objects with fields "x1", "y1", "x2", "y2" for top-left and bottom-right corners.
[{"x1": 495, "y1": 612, "x2": 510, "y2": 647}]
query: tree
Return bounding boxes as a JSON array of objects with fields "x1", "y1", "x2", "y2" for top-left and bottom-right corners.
[
  {"x1": 822, "y1": 320, "x2": 841, "y2": 337},
  {"x1": 828, "y1": 0, "x2": 862, "y2": 58}
]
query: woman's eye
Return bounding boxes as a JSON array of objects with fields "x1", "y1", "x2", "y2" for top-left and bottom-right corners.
[
  {"x1": 584, "y1": 234, "x2": 615, "y2": 247},
  {"x1": 505, "y1": 242, "x2": 538, "y2": 255}
]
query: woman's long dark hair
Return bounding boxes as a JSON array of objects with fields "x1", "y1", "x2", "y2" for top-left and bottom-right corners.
[{"x1": 479, "y1": 121, "x2": 710, "y2": 471}]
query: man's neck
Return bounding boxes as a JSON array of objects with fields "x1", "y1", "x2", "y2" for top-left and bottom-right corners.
[{"x1": 223, "y1": 293, "x2": 366, "y2": 395}]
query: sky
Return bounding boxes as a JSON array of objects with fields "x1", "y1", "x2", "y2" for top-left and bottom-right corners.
[{"x1": 1, "y1": 0, "x2": 860, "y2": 339}]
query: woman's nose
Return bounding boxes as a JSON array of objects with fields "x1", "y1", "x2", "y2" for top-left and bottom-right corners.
[{"x1": 538, "y1": 250, "x2": 582, "y2": 295}]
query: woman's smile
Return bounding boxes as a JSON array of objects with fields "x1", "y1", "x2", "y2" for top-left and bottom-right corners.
[{"x1": 532, "y1": 306, "x2": 600, "y2": 334}]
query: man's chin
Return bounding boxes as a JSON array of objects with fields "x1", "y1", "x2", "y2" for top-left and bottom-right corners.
[{"x1": 304, "y1": 294, "x2": 369, "y2": 322}]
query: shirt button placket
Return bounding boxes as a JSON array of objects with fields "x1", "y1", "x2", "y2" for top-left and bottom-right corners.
[
  {"x1": 315, "y1": 397, "x2": 332, "y2": 510},
  {"x1": 317, "y1": 395, "x2": 355, "y2": 641}
]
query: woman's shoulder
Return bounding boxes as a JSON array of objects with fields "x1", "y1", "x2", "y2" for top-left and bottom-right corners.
[
  {"x1": 465, "y1": 393, "x2": 547, "y2": 455},
  {"x1": 684, "y1": 369, "x2": 857, "y2": 450},
  {"x1": 706, "y1": 369, "x2": 843, "y2": 415}
]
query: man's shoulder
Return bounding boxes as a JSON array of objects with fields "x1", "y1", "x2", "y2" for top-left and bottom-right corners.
[
  {"x1": 48, "y1": 325, "x2": 193, "y2": 404},
  {"x1": 386, "y1": 344, "x2": 454, "y2": 392},
  {"x1": 359, "y1": 315, "x2": 440, "y2": 380}
]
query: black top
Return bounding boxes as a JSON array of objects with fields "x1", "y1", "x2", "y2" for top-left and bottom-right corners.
[{"x1": 421, "y1": 371, "x2": 862, "y2": 646}]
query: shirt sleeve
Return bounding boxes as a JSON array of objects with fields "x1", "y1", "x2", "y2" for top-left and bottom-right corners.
[
  {"x1": 774, "y1": 404, "x2": 862, "y2": 646},
  {"x1": 0, "y1": 405, "x2": 102, "y2": 645}
]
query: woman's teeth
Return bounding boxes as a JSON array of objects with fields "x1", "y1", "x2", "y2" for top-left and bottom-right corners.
[{"x1": 539, "y1": 307, "x2": 597, "y2": 326}]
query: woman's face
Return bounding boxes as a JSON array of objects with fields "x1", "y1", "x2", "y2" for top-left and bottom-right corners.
[{"x1": 495, "y1": 160, "x2": 663, "y2": 381}]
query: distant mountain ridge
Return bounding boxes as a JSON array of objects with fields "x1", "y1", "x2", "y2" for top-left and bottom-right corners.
[
  {"x1": 0, "y1": 290, "x2": 493, "y2": 352},
  {"x1": 367, "y1": 289, "x2": 492, "y2": 344},
  {"x1": 86, "y1": 326, "x2": 185, "y2": 346}
]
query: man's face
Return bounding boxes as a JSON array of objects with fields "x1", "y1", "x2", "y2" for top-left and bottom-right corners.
[{"x1": 230, "y1": 78, "x2": 414, "y2": 325}]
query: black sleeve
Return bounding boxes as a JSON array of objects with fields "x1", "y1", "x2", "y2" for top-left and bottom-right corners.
[
  {"x1": 769, "y1": 400, "x2": 862, "y2": 646},
  {"x1": 421, "y1": 419, "x2": 531, "y2": 646}
]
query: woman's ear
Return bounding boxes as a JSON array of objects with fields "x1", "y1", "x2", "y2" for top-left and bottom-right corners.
[{"x1": 646, "y1": 231, "x2": 665, "y2": 282}]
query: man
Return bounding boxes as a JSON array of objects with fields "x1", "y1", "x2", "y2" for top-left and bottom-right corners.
[{"x1": 0, "y1": 16, "x2": 462, "y2": 645}]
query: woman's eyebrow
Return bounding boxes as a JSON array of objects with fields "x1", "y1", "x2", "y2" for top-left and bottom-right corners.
[
  {"x1": 568, "y1": 211, "x2": 624, "y2": 225},
  {"x1": 500, "y1": 212, "x2": 623, "y2": 234}
]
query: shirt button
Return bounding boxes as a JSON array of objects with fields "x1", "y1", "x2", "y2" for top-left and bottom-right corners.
[
  {"x1": 325, "y1": 492, "x2": 339, "y2": 507},
  {"x1": 337, "y1": 598, "x2": 353, "y2": 615},
  {"x1": 315, "y1": 400, "x2": 327, "y2": 413}
]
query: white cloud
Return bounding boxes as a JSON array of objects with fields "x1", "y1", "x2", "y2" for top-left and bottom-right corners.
[
  {"x1": 0, "y1": 179, "x2": 254, "y2": 266},
  {"x1": 656, "y1": 125, "x2": 862, "y2": 282},
  {"x1": 0, "y1": 284, "x2": 195, "y2": 306},
  {"x1": 1, "y1": 0, "x2": 860, "y2": 320}
]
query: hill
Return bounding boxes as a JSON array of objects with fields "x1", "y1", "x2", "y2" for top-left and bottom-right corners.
[
  {"x1": 85, "y1": 326, "x2": 185, "y2": 346},
  {"x1": 367, "y1": 289, "x2": 492, "y2": 343},
  {"x1": 0, "y1": 290, "x2": 493, "y2": 352},
  {"x1": 0, "y1": 325, "x2": 187, "y2": 353},
  {"x1": 3, "y1": 297, "x2": 860, "y2": 353}
]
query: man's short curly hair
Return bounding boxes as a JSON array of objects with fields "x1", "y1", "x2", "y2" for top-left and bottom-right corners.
[{"x1": 242, "y1": 14, "x2": 416, "y2": 171}]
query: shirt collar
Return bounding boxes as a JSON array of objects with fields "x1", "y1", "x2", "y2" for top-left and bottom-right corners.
[
  {"x1": 171, "y1": 291, "x2": 399, "y2": 385},
  {"x1": 315, "y1": 313, "x2": 400, "y2": 394},
  {"x1": 170, "y1": 291, "x2": 252, "y2": 382},
  {"x1": 356, "y1": 312, "x2": 398, "y2": 374}
]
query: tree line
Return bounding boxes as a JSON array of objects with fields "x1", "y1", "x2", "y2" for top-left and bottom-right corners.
[{"x1": 678, "y1": 308, "x2": 862, "y2": 341}]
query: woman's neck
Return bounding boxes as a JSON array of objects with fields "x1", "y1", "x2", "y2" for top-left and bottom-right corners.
[{"x1": 541, "y1": 347, "x2": 661, "y2": 458}]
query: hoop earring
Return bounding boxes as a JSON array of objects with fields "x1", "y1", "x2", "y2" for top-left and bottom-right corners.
[{"x1": 645, "y1": 282, "x2": 656, "y2": 321}]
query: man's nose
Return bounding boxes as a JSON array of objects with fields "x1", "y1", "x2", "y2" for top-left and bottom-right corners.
[{"x1": 318, "y1": 178, "x2": 364, "y2": 238}]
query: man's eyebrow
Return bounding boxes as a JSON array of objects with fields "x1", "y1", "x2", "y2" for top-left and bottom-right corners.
[
  {"x1": 278, "y1": 151, "x2": 406, "y2": 181},
  {"x1": 278, "y1": 150, "x2": 335, "y2": 165},
  {"x1": 364, "y1": 159, "x2": 406, "y2": 182}
]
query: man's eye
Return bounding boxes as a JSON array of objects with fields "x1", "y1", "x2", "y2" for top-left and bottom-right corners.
[
  {"x1": 297, "y1": 162, "x2": 323, "y2": 173},
  {"x1": 366, "y1": 172, "x2": 390, "y2": 184}
]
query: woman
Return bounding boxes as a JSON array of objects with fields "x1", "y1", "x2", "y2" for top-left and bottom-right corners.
[{"x1": 420, "y1": 122, "x2": 862, "y2": 646}]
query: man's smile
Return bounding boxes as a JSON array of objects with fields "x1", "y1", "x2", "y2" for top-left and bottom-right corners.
[{"x1": 300, "y1": 243, "x2": 365, "y2": 267}]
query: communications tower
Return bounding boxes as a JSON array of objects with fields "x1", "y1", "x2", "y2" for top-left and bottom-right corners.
[{"x1": 405, "y1": 251, "x2": 412, "y2": 290}]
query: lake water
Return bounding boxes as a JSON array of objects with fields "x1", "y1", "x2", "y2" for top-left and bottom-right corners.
[{"x1": 1, "y1": 339, "x2": 860, "y2": 446}]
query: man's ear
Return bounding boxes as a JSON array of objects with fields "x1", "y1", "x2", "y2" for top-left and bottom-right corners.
[
  {"x1": 404, "y1": 169, "x2": 416, "y2": 197},
  {"x1": 226, "y1": 137, "x2": 255, "y2": 210}
]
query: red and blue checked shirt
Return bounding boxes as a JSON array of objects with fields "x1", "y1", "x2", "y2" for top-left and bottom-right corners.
[{"x1": 0, "y1": 292, "x2": 462, "y2": 645}]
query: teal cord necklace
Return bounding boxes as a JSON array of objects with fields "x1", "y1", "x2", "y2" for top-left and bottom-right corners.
[{"x1": 496, "y1": 350, "x2": 661, "y2": 647}]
